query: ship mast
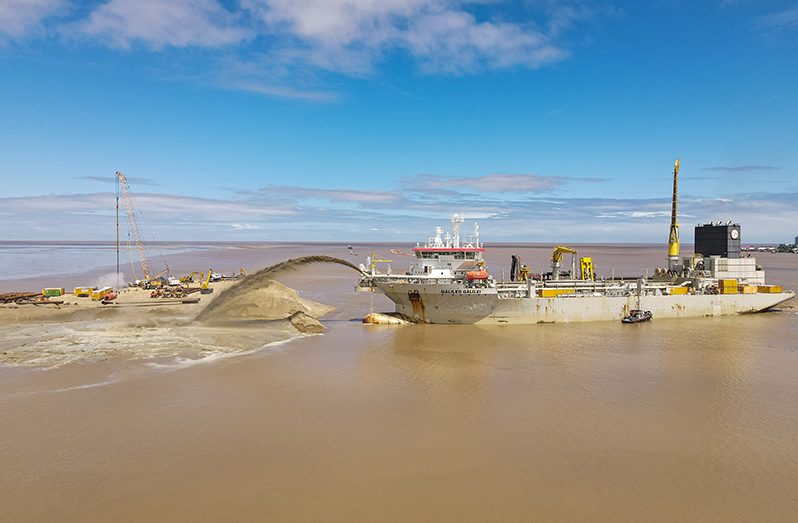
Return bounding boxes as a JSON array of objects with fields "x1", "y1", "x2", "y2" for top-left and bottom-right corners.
[
  {"x1": 667, "y1": 159, "x2": 681, "y2": 272},
  {"x1": 451, "y1": 213, "x2": 464, "y2": 248}
]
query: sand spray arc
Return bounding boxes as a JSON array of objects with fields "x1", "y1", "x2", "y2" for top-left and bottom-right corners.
[{"x1": 194, "y1": 256, "x2": 366, "y2": 323}]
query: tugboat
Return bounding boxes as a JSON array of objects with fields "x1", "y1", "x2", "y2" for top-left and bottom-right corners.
[{"x1": 622, "y1": 310, "x2": 653, "y2": 324}]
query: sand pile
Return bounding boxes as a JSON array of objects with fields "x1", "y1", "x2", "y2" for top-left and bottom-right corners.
[
  {"x1": 203, "y1": 278, "x2": 333, "y2": 327},
  {"x1": 195, "y1": 255, "x2": 363, "y2": 323}
]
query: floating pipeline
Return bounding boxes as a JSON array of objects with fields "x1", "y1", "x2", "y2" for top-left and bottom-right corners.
[{"x1": 194, "y1": 255, "x2": 365, "y2": 323}]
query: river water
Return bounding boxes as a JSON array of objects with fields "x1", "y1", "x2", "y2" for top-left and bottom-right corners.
[{"x1": 1, "y1": 243, "x2": 797, "y2": 521}]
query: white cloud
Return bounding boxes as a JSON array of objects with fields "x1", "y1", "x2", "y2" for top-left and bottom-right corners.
[
  {"x1": 262, "y1": 185, "x2": 401, "y2": 203},
  {"x1": 1, "y1": 188, "x2": 796, "y2": 243},
  {"x1": 74, "y1": 1, "x2": 576, "y2": 74},
  {"x1": 757, "y1": 5, "x2": 798, "y2": 29},
  {"x1": 702, "y1": 165, "x2": 781, "y2": 172},
  {"x1": 225, "y1": 79, "x2": 338, "y2": 102},
  {"x1": 0, "y1": 0, "x2": 65, "y2": 38},
  {"x1": 410, "y1": 173, "x2": 567, "y2": 193},
  {"x1": 2, "y1": 0, "x2": 606, "y2": 98},
  {"x1": 405, "y1": 9, "x2": 564, "y2": 73},
  {"x1": 231, "y1": 223, "x2": 262, "y2": 230},
  {"x1": 0, "y1": 192, "x2": 295, "y2": 218},
  {"x1": 80, "y1": 0, "x2": 249, "y2": 48},
  {"x1": 245, "y1": 0, "x2": 566, "y2": 74},
  {"x1": 596, "y1": 211, "x2": 672, "y2": 219}
]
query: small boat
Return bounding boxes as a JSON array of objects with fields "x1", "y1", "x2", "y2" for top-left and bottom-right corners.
[{"x1": 622, "y1": 309, "x2": 652, "y2": 323}]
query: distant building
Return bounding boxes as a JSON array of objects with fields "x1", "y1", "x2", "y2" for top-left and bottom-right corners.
[{"x1": 795, "y1": 235, "x2": 798, "y2": 245}]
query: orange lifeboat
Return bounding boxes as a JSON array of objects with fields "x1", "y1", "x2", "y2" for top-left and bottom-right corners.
[{"x1": 466, "y1": 270, "x2": 489, "y2": 281}]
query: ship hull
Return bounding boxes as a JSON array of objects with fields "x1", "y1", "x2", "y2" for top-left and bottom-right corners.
[{"x1": 374, "y1": 282, "x2": 794, "y2": 324}]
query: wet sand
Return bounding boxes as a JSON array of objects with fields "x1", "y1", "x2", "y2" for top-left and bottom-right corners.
[{"x1": 1, "y1": 243, "x2": 797, "y2": 521}]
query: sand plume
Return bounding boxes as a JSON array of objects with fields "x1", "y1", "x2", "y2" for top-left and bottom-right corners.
[{"x1": 195, "y1": 256, "x2": 365, "y2": 323}]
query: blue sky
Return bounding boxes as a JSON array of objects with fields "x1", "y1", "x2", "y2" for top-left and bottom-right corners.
[{"x1": 1, "y1": 0, "x2": 796, "y2": 243}]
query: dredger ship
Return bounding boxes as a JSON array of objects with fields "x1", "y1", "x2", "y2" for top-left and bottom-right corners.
[{"x1": 357, "y1": 161, "x2": 794, "y2": 324}]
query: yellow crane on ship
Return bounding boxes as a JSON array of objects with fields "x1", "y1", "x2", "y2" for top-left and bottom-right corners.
[
  {"x1": 667, "y1": 159, "x2": 681, "y2": 272},
  {"x1": 551, "y1": 246, "x2": 577, "y2": 280},
  {"x1": 550, "y1": 246, "x2": 595, "y2": 281},
  {"x1": 369, "y1": 253, "x2": 393, "y2": 274}
]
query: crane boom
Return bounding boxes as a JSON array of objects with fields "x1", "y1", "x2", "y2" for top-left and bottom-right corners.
[
  {"x1": 667, "y1": 159, "x2": 681, "y2": 271},
  {"x1": 551, "y1": 245, "x2": 578, "y2": 281},
  {"x1": 116, "y1": 171, "x2": 153, "y2": 280},
  {"x1": 552, "y1": 245, "x2": 578, "y2": 263}
]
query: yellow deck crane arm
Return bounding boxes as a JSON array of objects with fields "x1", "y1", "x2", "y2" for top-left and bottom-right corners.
[
  {"x1": 369, "y1": 253, "x2": 393, "y2": 274},
  {"x1": 551, "y1": 246, "x2": 578, "y2": 281},
  {"x1": 551, "y1": 245, "x2": 578, "y2": 263}
]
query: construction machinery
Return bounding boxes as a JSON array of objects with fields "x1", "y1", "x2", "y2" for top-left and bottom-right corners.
[
  {"x1": 369, "y1": 253, "x2": 393, "y2": 274},
  {"x1": 199, "y1": 270, "x2": 214, "y2": 294},
  {"x1": 551, "y1": 246, "x2": 578, "y2": 280},
  {"x1": 510, "y1": 255, "x2": 521, "y2": 281},
  {"x1": 116, "y1": 171, "x2": 169, "y2": 283},
  {"x1": 580, "y1": 257, "x2": 596, "y2": 281},
  {"x1": 551, "y1": 246, "x2": 596, "y2": 281},
  {"x1": 150, "y1": 286, "x2": 200, "y2": 299},
  {"x1": 180, "y1": 271, "x2": 202, "y2": 284}
]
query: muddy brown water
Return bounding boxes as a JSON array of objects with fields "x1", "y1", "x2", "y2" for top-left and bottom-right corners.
[{"x1": 1, "y1": 243, "x2": 797, "y2": 521}]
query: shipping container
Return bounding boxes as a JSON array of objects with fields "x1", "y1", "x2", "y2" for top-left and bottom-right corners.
[{"x1": 91, "y1": 287, "x2": 114, "y2": 301}]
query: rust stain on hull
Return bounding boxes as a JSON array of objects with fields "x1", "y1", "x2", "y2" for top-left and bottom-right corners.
[{"x1": 408, "y1": 290, "x2": 426, "y2": 323}]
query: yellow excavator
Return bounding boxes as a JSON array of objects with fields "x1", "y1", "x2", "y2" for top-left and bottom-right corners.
[
  {"x1": 180, "y1": 271, "x2": 201, "y2": 284},
  {"x1": 199, "y1": 270, "x2": 214, "y2": 294}
]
